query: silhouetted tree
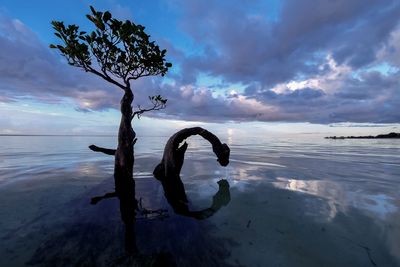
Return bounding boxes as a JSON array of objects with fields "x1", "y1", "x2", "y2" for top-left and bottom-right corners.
[{"x1": 50, "y1": 6, "x2": 171, "y2": 220}]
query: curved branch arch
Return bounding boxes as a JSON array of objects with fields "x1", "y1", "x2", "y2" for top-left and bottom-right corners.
[{"x1": 153, "y1": 127, "x2": 231, "y2": 219}]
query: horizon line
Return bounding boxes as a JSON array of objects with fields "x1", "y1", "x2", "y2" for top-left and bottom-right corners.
[{"x1": 0, "y1": 134, "x2": 117, "y2": 137}]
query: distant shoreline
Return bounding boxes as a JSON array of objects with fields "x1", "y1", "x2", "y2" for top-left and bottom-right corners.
[
  {"x1": 0, "y1": 134, "x2": 116, "y2": 137},
  {"x1": 325, "y1": 132, "x2": 400, "y2": 139}
]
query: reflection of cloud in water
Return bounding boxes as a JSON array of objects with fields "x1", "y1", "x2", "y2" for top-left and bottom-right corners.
[
  {"x1": 230, "y1": 159, "x2": 285, "y2": 168},
  {"x1": 74, "y1": 161, "x2": 113, "y2": 178},
  {"x1": 76, "y1": 163, "x2": 101, "y2": 176},
  {"x1": 212, "y1": 181, "x2": 400, "y2": 267},
  {"x1": 386, "y1": 211, "x2": 400, "y2": 263},
  {"x1": 227, "y1": 128, "x2": 234, "y2": 145},
  {"x1": 225, "y1": 166, "x2": 261, "y2": 192},
  {"x1": 273, "y1": 177, "x2": 398, "y2": 220},
  {"x1": 133, "y1": 171, "x2": 154, "y2": 179},
  {"x1": 348, "y1": 192, "x2": 397, "y2": 218},
  {"x1": 273, "y1": 177, "x2": 341, "y2": 221}
]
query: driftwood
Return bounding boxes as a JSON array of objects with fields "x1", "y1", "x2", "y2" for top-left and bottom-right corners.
[
  {"x1": 154, "y1": 127, "x2": 230, "y2": 181},
  {"x1": 153, "y1": 127, "x2": 231, "y2": 219}
]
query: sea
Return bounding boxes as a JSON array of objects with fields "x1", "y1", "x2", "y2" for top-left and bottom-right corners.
[{"x1": 0, "y1": 134, "x2": 399, "y2": 267}]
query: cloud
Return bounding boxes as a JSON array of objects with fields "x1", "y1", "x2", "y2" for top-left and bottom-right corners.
[
  {"x1": 377, "y1": 25, "x2": 400, "y2": 66},
  {"x1": 0, "y1": 1, "x2": 399, "y2": 125},
  {"x1": 0, "y1": 13, "x2": 282, "y2": 122},
  {"x1": 165, "y1": 0, "x2": 400, "y2": 123},
  {"x1": 176, "y1": 0, "x2": 400, "y2": 85},
  {"x1": 0, "y1": 14, "x2": 120, "y2": 110}
]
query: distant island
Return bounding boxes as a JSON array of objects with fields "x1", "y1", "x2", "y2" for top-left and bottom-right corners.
[{"x1": 325, "y1": 132, "x2": 400, "y2": 139}]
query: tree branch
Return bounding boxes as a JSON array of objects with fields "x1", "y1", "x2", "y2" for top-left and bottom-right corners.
[
  {"x1": 132, "y1": 101, "x2": 166, "y2": 120},
  {"x1": 86, "y1": 66, "x2": 127, "y2": 91},
  {"x1": 88, "y1": 144, "x2": 116, "y2": 155}
]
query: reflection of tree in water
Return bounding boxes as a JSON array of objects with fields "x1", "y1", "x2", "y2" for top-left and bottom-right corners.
[
  {"x1": 28, "y1": 127, "x2": 232, "y2": 266},
  {"x1": 87, "y1": 176, "x2": 230, "y2": 259},
  {"x1": 153, "y1": 127, "x2": 231, "y2": 220},
  {"x1": 162, "y1": 179, "x2": 230, "y2": 220},
  {"x1": 90, "y1": 127, "x2": 231, "y2": 251}
]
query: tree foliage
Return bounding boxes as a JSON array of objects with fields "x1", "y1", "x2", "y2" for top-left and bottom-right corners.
[{"x1": 50, "y1": 6, "x2": 171, "y2": 113}]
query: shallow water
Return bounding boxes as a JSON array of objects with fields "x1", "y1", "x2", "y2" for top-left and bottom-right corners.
[{"x1": 0, "y1": 135, "x2": 399, "y2": 266}]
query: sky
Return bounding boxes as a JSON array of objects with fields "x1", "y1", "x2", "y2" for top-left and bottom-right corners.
[{"x1": 0, "y1": 0, "x2": 399, "y2": 136}]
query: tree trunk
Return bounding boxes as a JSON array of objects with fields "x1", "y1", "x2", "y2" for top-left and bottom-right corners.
[
  {"x1": 114, "y1": 90, "x2": 134, "y2": 192},
  {"x1": 114, "y1": 89, "x2": 137, "y2": 236}
]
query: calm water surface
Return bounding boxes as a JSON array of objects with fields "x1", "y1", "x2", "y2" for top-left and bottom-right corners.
[{"x1": 0, "y1": 135, "x2": 399, "y2": 266}]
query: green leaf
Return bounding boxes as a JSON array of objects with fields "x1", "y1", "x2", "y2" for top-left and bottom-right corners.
[
  {"x1": 50, "y1": 6, "x2": 172, "y2": 90},
  {"x1": 86, "y1": 14, "x2": 95, "y2": 23},
  {"x1": 95, "y1": 20, "x2": 105, "y2": 31},
  {"x1": 103, "y1": 11, "x2": 111, "y2": 22}
]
